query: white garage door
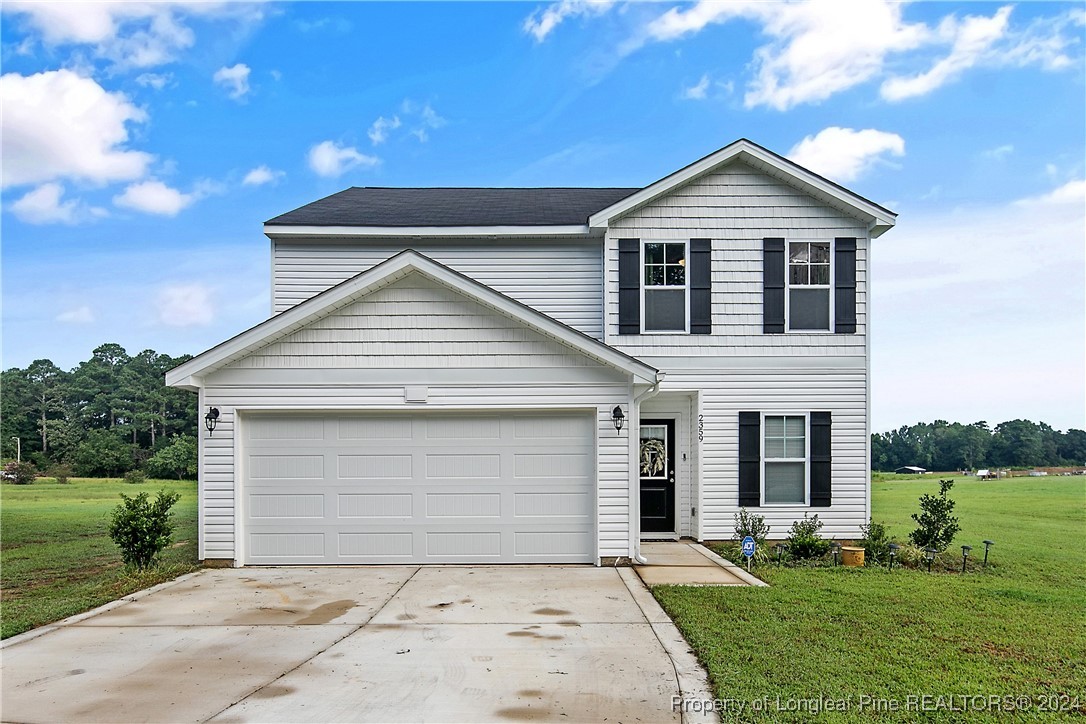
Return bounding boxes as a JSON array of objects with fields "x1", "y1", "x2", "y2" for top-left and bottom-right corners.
[{"x1": 240, "y1": 411, "x2": 596, "y2": 564}]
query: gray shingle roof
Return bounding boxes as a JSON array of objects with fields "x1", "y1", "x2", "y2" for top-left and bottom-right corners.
[{"x1": 265, "y1": 187, "x2": 641, "y2": 227}]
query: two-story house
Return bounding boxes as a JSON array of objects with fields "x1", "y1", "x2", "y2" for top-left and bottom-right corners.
[{"x1": 166, "y1": 139, "x2": 896, "y2": 566}]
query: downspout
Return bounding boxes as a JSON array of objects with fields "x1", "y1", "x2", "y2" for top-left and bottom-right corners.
[{"x1": 630, "y1": 371, "x2": 666, "y2": 564}]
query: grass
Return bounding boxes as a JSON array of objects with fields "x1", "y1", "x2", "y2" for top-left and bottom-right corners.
[
  {"x1": 653, "y1": 475, "x2": 1086, "y2": 722},
  {"x1": 1, "y1": 477, "x2": 199, "y2": 639}
]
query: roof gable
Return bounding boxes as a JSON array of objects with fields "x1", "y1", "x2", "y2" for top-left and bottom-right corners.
[
  {"x1": 166, "y1": 250, "x2": 658, "y2": 389},
  {"x1": 589, "y1": 139, "x2": 897, "y2": 238}
]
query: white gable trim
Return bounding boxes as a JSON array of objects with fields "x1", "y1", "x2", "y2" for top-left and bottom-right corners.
[
  {"x1": 589, "y1": 138, "x2": 897, "y2": 238},
  {"x1": 264, "y1": 224, "x2": 594, "y2": 239},
  {"x1": 166, "y1": 250, "x2": 658, "y2": 389}
]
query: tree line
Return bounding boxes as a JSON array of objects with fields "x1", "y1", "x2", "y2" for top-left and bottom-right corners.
[
  {"x1": 1, "y1": 343, "x2": 198, "y2": 478},
  {"x1": 872, "y1": 419, "x2": 1086, "y2": 472}
]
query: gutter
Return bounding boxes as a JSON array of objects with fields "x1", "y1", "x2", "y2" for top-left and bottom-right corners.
[{"x1": 629, "y1": 372, "x2": 666, "y2": 565}]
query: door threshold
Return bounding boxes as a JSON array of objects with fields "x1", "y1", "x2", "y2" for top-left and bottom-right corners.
[{"x1": 641, "y1": 534, "x2": 679, "y2": 541}]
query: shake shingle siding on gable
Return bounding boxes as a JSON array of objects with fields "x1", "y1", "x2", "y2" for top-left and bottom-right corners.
[{"x1": 267, "y1": 187, "x2": 639, "y2": 227}]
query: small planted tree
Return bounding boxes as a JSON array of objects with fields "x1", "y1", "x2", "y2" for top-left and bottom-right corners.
[
  {"x1": 732, "y1": 508, "x2": 771, "y2": 564},
  {"x1": 909, "y1": 479, "x2": 961, "y2": 552},
  {"x1": 786, "y1": 513, "x2": 831, "y2": 560},
  {"x1": 108, "y1": 489, "x2": 181, "y2": 570},
  {"x1": 2, "y1": 461, "x2": 37, "y2": 485}
]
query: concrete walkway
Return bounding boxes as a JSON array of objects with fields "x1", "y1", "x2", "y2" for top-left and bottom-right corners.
[
  {"x1": 635, "y1": 541, "x2": 768, "y2": 587},
  {"x1": 1, "y1": 566, "x2": 716, "y2": 723}
]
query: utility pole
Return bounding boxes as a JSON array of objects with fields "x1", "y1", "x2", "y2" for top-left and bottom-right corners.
[{"x1": 11, "y1": 437, "x2": 21, "y2": 463}]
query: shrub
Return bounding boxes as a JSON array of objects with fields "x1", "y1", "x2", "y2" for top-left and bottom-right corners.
[
  {"x1": 72, "y1": 430, "x2": 135, "y2": 477},
  {"x1": 2, "y1": 460, "x2": 37, "y2": 485},
  {"x1": 909, "y1": 479, "x2": 961, "y2": 552},
  {"x1": 731, "y1": 508, "x2": 772, "y2": 564},
  {"x1": 107, "y1": 489, "x2": 182, "y2": 570},
  {"x1": 124, "y1": 469, "x2": 146, "y2": 485},
  {"x1": 146, "y1": 435, "x2": 197, "y2": 480},
  {"x1": 47, "y1": 463, "x2": 73, "y2": 484},
  {"x1": 786, "y1": 513, "x2": 831, "y2": 560},
  {"x1": 895, "y1": 543, "x2": 927, "y2": 569},
  {"x1": 858, "y1": 519, "x2": 894, "y2": 566}
]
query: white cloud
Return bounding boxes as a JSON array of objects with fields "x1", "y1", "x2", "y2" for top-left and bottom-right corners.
[
  {"x1": 113, "y1": 179, "x2": 196, "y2": 216},
  {"x1": 621, "y1": 1, "x2": 1082, "y2": 109},
  {"x1": 1, "y1": 1, "x2": 265, "y2": 69},
  {"x1": 213, "y1": 63, "x2": 251, "y2": 100},
  {"x1": 681, "y1": 74, "x2": 710, "y2": 100},
  {"x1": 56, "y1": 305, "x2": 95, "y2": 324},
  {"x1": 788, "y1": 127, "x2": 905, "y2": 182},
  {"x1": 10, "y1": 183, "x2": 83, "y2": 225},
  {"x1": 307, "y1": 141, "x2": 379, "y2": 178},
  {"x1": 0, "y1": 69, "x2": 152, "y2": 190},
  {"x1": 242, "y1": 165, "x2": 285, "y2": 186},
  {"x1": 523, "y1": 0, "x2": 615, "y2": 42},
  {"x1": 156, "y1": 283, "x2": 214, "y2": 326},
  {"x1": 368, "y1": 115, "x2": 401, "y2": 145},
  {"x1": 872, "y1": 183, "x2": 1084, "y2": 431},
  {"x1": 981, "y1": 144, "x2": 1014, "y2": 160},
  {"x1": 1014, "y1": 179, "x2": 1086, "y2": 207},
  {"x1": 135, "y1": 72, "x2": 171, "y2": 90},
  {"x1": 881, "y1": 7, "x2": 1011, "y2": 101}
]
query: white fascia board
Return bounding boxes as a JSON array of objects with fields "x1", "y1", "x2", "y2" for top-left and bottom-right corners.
[
  {"x1": 588, "y1": 139, "x2": 897, "y2": 233},
  {"x1": 263, "y1": 224, "x2": 594, "y2": 239},
  {"x1": 165, "y1": 250, "x2": 658, "y2": 388}
]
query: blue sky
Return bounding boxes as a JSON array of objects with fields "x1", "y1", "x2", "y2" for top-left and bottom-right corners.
[{"x1": 1, "y1": 1, "x2": 1083, "y2": 432}]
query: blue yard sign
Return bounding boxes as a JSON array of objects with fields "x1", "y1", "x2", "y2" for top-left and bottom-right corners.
[{"x1": 741, "y1": 536, "x2": 756, "y2": 558}]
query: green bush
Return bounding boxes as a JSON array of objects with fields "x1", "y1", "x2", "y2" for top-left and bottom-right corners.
[
  {"x1": 895, "y1": 543, "x2": 927, "y2": 569},
  {"x1": 731, "y1": 508, "x2": 771, "y2": 564},
  {"x1": 72, "y1": 430, "x2": 135, "y2": 477},
  {"x1": 2, "y1": 461, "x2": 37, "y2": 485},
  {"x1": 786, "y1": 513, "x2": 831, "y2": 560},
  {"x1": 909, "y1": 479, "x2": 961, "y2": 552},
  {"x1": 46, "y1": 463, "x2": 73, "y2": 484},
  {"x1": 858, "y1": 519, "x2": 894, "y2": 566},
  {"x1": 146, "y1": 434, "x2": 197, "y2": 480},
  {"x1": 107, "y1": 489, "x2": 182, "y2": 570},
  {"x1": 124, "y1": 469, "x2": 146, "y2": 485}
]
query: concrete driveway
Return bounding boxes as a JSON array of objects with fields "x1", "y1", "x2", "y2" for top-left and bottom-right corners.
[{"x1": 1, "y1": 566, "x2": 712, "y2": 723}]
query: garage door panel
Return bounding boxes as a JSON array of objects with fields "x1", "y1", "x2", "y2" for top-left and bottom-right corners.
[{"x1": 242, "y1": 411, "x2": 596, "y2": 564}]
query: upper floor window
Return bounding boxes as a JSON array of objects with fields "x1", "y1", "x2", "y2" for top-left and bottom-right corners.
[
  {"x1": 643, "y1": 241, "x2": 687, "y2": 332},
  {"x1": 787, "y1": 241, "x2": 831, "y2": 331}
]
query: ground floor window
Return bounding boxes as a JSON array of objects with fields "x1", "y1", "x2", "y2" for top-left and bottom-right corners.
[{"x1": 764, "y1": 414, "x2": 807, "y2": 504}]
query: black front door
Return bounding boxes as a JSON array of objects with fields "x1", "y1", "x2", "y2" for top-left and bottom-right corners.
[{"x1": 639, "y1": 419, "x2": 676, "y2": 534}]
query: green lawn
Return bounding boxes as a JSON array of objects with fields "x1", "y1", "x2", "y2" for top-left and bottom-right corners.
[
  {"x1": 654, "y1": 476, "x2": 1086, "y2": 722},
  {"x1": 1, "y1": 477, "x2": 199, "y2": 639}
]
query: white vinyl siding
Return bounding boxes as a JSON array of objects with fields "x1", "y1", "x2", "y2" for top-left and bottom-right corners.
[
  {"x1": 604, "y1": 161, "x2": 869, "y2": 355},
  {"x1": 272, "y1": 240, "x2": 603, "y2": 338},
  {"x1": 653, "y1": 365, "x2": 868, "y2": 539},
  {"x1": 196, "y1": 271, "x2": 633, "y2": 563}
]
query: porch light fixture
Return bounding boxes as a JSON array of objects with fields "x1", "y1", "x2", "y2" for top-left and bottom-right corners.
[
  {"x1": 888, "y1": 543, "x2": 900, "y2": 571},
  {"x1": 204, "y1": 407, "x2": 220, "y2": 435},
  {"x1": 960, "y1": 545, "x2": 972, "y2": 573},
  {"x1": 611, "y1": 406, "x2": 625, "y2": 432},
  {"x1": 982, "y1": 540, "x2": 994, "y2": 568},
  {"x1": 925, "y1": 547, "x2": 937, "y2": 573}
]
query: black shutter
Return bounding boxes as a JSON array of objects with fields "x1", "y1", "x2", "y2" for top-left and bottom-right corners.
[
  {"x1": 738, "y1": 412, "x2": 761, "y2": 507},
  {"x1": 763, "y1": 238, "x2": 785, "y2": 334},
  {"x1": 810, "y1": 411, "x2": 832, "y2": 507},
  {"x1": 618, "y1": 238, "x2": 640, "y2": 335},
  {"x1": 834, "y1": 238, "x2": 857, "y2": 334},
  {"x1": 689, "y1": 238, "x2": 712, "y2": 334}
]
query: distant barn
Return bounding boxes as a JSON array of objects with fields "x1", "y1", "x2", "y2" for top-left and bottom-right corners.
[{"x1": 895, "y1": 466, "x2": 927, "y2": 474}]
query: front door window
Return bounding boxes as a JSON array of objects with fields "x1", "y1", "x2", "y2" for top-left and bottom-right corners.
[{"x1": 639, "y1": 419, "x2": 675, "y2": 534}]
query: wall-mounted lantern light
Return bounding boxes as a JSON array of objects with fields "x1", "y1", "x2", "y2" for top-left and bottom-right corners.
[
  {"x1": 204, "y1": 407, "x2": 220, "y2": 435},
  {"x1": 925, "y1": 547, "x2": 937, "y2": 573},
  {"x1": 611, "y1": 406, "x2": 625, "y2": 432},
  {"x1": 960, "y1": 545, "x2": 972, "y2": 573},
  {"x1": 982, "y1": 540, "x2": 994, "y2": 568}
]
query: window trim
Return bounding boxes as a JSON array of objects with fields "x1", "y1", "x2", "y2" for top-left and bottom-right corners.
[
  {"x1": 640, "y1": 239, "x2": 690, "y2": 334},
  {"x1": 760, "y1": 412, "x2": 810, "y2": 506},
  {"x1": 785, "y1": 239, "x2": 835, "y2": 334}
]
